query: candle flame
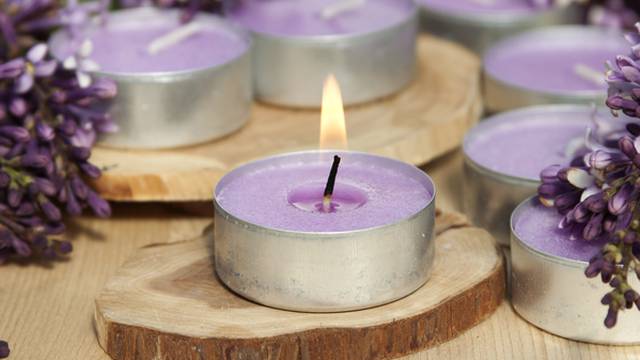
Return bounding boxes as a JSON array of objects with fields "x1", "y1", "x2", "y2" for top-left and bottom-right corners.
[{"x1": 320, "y1": 74, "x2": 348, "y2": 150}]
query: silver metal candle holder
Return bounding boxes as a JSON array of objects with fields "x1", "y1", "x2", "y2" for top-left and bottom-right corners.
[
  {"x1": 484, "y1": 26, "x2": 623, "y2": 113},
  {"x1": 244, "y1": 2, "x2": 418, "y2": 107},
  {"x1": 50, "y1": 8, "x2": 253, "y2": 149},
  {"x1": 511, "y1": 197, "x2": 640, "y2": 345},
  {"x1": 417, "y1": 2, "x2": 581, "y2": 55},
  {"x1": 213, "y1": 151, "x2": 436, "y2": 312}
]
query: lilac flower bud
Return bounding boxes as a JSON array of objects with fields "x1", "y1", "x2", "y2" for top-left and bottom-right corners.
[
  {"x1": 555, "y1": 191, "x2": 580, "y2": 213},
  {"x1": 540, "y1": 164, "x2": 562, "y2": 182},
  {"x1": 601, "y1": 292, "x2": 613, "y2": 305},
  {"x1": 70, "y1": 176, "x2": 88, "y2": 199},
  {"x1": 609, "y1": 183, "x2": 633, "y2": 215},
  {"x1": 44, "y1": 222, "x2": 65, "y2": 235},
  {"x1": 86, "y1": 78, "x2": 117, "y2": 99},
  {"x1": 621, "y1": 65, "x2": 640, "y2": 83},
  {"x1": 87, "y1": 190, "x2": 111, "y2": 218},
  {"x1": 20, "y1": 153, "x2": 49, "y2": 168},
  {"x1": 32, "y1": 235, "x2": 47, "y2": 249},
  {"x1": 11, "y1": 235, "x2": 31, "y2": 257},
  {"x1": 80, "y1": 162, "x2": 101, "y2": 178},
  {"x1": 9, "y1": 97, "x2": 27, "y2": 117},
  {"x1": 584, "y1": 213, "x2": 604, "y2": 240},
  {"x1": 571, "y1": 203, "x2": 591, "y2": 223},
  {"x1": 66, "y1": 189, "x2": 82, "y2": 216},
  {"x1": 16, "y1": 203, "x2": 34, "y2": 216},
  {"x1": 0, "y1": 126, "x2": 30, "y2": 142},
  {"x1": 605, "y1": 307, "x2": 618, "y2": 328},
  {"x1": 616, "y1": 211, "x2": 634, "y2": 231},
  {"x1": 70, "y1": 146, "x2": 90, "y2": 160},
  {"x1": 627, "y1": 123, "x2": 640, "y2": 136},
  {"x1": 39, "y1": 198, "x2": 61, "y2": 222},
  {"x1": 34, "y1": 177, "x2": 57, "y2": 196},
  {"x1": 0, "y1": 172, "x2": 10, "y2": 188},
  {"x1": 0, "y1": 339, "x2": 9, "y2": 358},
  {"x1": 8, "y1": 187, "x2": 23, "y2": 208},
  {"x1": 0, "y1": 58, "x2": 25, "y2": 79},
  {"x1": 57, "y1": 241, "x2": 72, "y2": 254},
  {"x1": 36, "y1": 122, "x2": 54, "y2": 141},
  {"x1": 584, "y1": 193, "x2": 606, "y2": 213}
]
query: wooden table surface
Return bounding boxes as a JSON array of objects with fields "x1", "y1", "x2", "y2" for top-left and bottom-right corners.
[{"x1": 2, "y1": 151, "x2": 640, "y2": 360}]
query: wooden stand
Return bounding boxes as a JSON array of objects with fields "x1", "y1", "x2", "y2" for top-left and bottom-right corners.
[
  {"x1": 90, "y1": 36, "x2": 482, "y2": 202},
  {"x1": 95, "y1": 212, "x2": 504, "y2": 359}
]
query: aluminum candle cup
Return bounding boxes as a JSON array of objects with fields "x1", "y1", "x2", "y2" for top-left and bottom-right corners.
[
  {"x1": 50, "y1": 8, "x2": 252, "y2": 149},
  {"x1": 484, "y1": 26, "x2": 627, "y2": 113},
  {"x1": 415, "y1": 0, "x2": 580, "y2": 55},
  {"x1": 463, "y1": 105, "x2": 597, "y2": 246},
  {"x1": 511, "y1": 198, "x2": 640, "y2": 344},
  {"x1": 213, "y1": 151, "x2": 436, "y2": 312},
  {"x1": 227, "y1": 0, "x2": 418, "y2": 107}
]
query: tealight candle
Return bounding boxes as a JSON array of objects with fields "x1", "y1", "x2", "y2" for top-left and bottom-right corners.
[
  {"x1": 50, "y1": 7, "x2": 252, "y2": 149},
  {"x1": 511, "y1": 198, "x2": 640, "y2": 344},
  {"x1": 415, "y1": 0, "x2": 580, "y2": 54},
  {"x1": 463, "y1": 105, "x2": 596, "y2": 246},
  {"x1": 484, "y1": 26, "x2": 628, "y2": 113},
  {"x1": 213, "y1": 76, "x2": 435, "y2": 312},
  {"x1": 226, "y1": 0, "x2": 418, "y2": 107},
  {"x1": 214, "y1": 151, "x2": 436, "y2": 312}
]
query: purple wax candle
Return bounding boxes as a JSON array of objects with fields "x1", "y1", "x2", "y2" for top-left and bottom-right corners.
[
  {"x1": 464, "y1": 106, "x2": 593, "y2": 181},
  {"x1": 512, "y1": 199, "x2": 605, "y2": 261},
  {"x1": 510, "y1": 197, "x2": 640, "y2": 344},
  {"x1": 416, "y1": 0, "x2": 580, "y2": 54},
  {"x1": 53, "y1": 8, "x2": 249, "y2": 74},
  {"x1": 213, "y1": 151, "x2": 436, "y2": 312},
  {"x1": 48, "y1": 8, "x2": 253, "y2": 149},
  {"x1": 227, "y1": 0, "x2": 415, "y2": 37},
  {"x1": 463, "y1": 105, "x2": 599, "y2": 246},
  {"x1": 484, "y1": 26, "x2": 628, "y2": 111},
  {"x1": 216, "y1": 151, "x2": 434, "y2": 232},
  {"x1": 224, "y1": 0, "x2": 418, "y2": 107}
]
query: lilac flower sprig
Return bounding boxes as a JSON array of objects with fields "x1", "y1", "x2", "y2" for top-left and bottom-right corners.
[
  {"x1": 0, "y1": 1, "x2": 116, "y2": 263},
  {"x1": 539, "y1": 23, "x2": 640, "y2": 327}
]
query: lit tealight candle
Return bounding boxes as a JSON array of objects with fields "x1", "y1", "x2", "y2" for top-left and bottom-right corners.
[
  {"x1": 50, "y1": 7, "x2": 252, "y2": 149},
  {"x1": 213, "y1": 76, "x2": 436, "y2": 312},
  {"x1": 484, "y1": 26, "x2": 628, "y2": 112},
  {"x1": 415, "y1": 0, "x2": 580, "y2": 54},
  {"x1": 226, "y1": 0, "x2": 418, "y2": 107},
  {"x1": 511, "y1": 198, "x2": 640, "y2": 344}
]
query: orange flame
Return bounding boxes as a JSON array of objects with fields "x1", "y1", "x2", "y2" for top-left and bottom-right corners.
[{"x1": 320, "y1": 74, "x2": 348, "y2": 150}]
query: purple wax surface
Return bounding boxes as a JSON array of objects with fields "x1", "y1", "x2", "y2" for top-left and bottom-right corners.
[
  {"x1": 485, "y1": 27, "x2": 627, "y2": 93},
  {"x1": 415, "y1": 0, "x2": 537, "y2": 15},
  {"x1": 52, "y1": 8, "x2": 248, "y2": 74},
  {"x1": 513, "y1": 199, "x2": 606, "y2": 262},
  {"x1": 464, "y1": 106, "x2": 594, "y2": 180},
  {"x1": 227, "y1": 0, "x2": 416, "y2": 37},
  {"x1": 215, "y1": 152, "x2": 434, "y2": 232}
]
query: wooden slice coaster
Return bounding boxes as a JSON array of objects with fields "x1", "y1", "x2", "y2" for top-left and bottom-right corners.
[
  {"x1": 95, "y1": 212, "x2": 504, "y2": 360},
  {"x1": 89, "y1": 35, "x2": 482, "y2": 202}
]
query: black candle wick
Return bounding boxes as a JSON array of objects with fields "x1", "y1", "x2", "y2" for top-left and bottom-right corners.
[{"x1": 323, "y1": 155, "x2": 341, "y2": 210}]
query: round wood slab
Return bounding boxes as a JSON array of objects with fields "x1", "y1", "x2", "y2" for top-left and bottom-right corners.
[
  {"x1": 89, "y1": 35, "x2": 482, "y2": 202},
  {"x1": 95, "y1": 212, "x2": 504, "y2": 360}
]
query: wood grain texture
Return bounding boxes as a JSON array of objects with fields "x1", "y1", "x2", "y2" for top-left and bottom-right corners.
[
  {"x1": 89, "y1": 35, "x2": 482, "y2": 202},
  {"x1": 3, "y1": 153, "x2": 640, "y2": 360},
  {"x1": 94, "y1": 212, "x2": 504, "y2": 360}
]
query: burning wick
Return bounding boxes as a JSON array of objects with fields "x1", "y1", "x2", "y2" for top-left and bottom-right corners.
[
  {"x1": 322, "y1": 155, "x2": 342, "y2": 212},
  {"x1": 573, "y1": 63, "x2": 606, "y2": 86},
  {"x1": 147, "y1": 22, "x2": 206, "y2": 55},
  {"x1": 321, "y1": 0, "x2": 366, "y2": 20}
]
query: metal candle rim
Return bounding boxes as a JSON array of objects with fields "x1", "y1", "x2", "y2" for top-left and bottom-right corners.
[
  {"x1": 213, "y1": 150, "x2": 437, "y2": 237},
  {"x1": 417, "y1": 2, "x2": 574, "y2": 24},
  {"x1": 511, "y1": 196, "x2": 591, "y2": 268},
  {"x1": 232, "y1": 0, "x2": 418, "y2": 45},
  {"x1": 463, "y1": 104, "x2": 595, "y2": 187},
  {"x1": 483, "y1": 25, "x2": 623, "y2": 100},
  {"x1": 51, "y1": 7, "x2": 253, "y2": 81}
]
